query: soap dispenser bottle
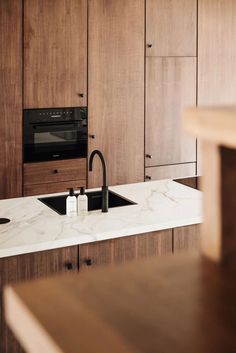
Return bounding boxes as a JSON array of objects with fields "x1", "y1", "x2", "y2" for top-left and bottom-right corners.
[
  {"x1": 66, "y1": 188, "x2": 77, "y2": 217},
  {"x1": 77, "y1": 187, "x2": 88, "y2": 215}
]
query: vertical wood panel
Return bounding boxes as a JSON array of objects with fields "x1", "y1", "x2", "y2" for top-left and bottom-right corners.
[
  {"x1": 146, "y1": 0, "x2": 197, "y2": 56},
  {"x1": 0, "y1": 0, "x2": 22, "y2": 199},
  {"x1": 198, "y1": 0, "x2": 236, "y2": 174},
  {"x1": 24, "y1": 0, "x2": 87, "y2": 108},
  {"x1": 146, "y1": 57, "x2": 197, "y2": 167},
  {"x1": 88, "y1": 0, "x2": 145, "y2": 187}
]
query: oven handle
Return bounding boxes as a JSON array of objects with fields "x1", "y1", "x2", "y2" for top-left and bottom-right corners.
[{"x1": 30, "y1": 121, "x2": 80, "y2": 127}]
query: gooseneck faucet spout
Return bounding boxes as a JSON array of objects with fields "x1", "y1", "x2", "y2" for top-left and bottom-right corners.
[{"x1": 89, "y1": 150, "x2": 108, "y2": 212}]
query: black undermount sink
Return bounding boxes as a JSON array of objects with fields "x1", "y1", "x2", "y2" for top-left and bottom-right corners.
[{"x1": 38, "y1": 190, "x2": 136, "y2": 215}]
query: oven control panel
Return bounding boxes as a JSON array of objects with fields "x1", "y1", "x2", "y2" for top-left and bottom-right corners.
[{"x1": 23, "y1": 107, "x2": 87, "y2": 124}]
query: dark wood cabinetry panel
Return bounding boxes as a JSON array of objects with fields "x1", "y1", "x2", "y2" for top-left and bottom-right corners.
[
  {"x1": 173, "y1": 224, "x2": 200, "y2": 253},
  {"x1": 24, "y1": 0, "x2": 87, "y2": 108},
  {"x1": 88, "y1": 0, "x2": 145, "y2": 187},
  {"x1": 146, "y1": 0, "x2": 197, "y2": 57},
  {"x1": 146, "y1": 57, "x2": 197, "y2": 168},
  {"x1": 0, "y1": 246, "x2": 78, "y2": 353},
  {"x1": 24, "y1": 158, "x2": 86, "y2": 186},
  {"x1": 79, "y1": 230, "x2": 172, "y2": 271},
  {"x1": 174, "y1": 177, "x2": 198, "y2": 190},
  {"x1": 0, "y1": 0, "x2": 22, "y2": 199}
]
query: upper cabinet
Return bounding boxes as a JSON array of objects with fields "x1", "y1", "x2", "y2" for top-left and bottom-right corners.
[
  {"x1": 88, "y1": 0, "x2": 145, "y2": 187},
  {"x1": 24, "y1": 0, "x2": 87, "y2": 109},
  {"x1": 0, "y1": 0, "x2": 22, "y2": 199},
  {"x1": 146, "y1": 0, "x2": 197, "y2": 57}
]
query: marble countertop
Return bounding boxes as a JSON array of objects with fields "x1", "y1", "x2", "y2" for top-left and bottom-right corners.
[{"x1": 0, "y1": 180, "x2": 202, "y2": 258}]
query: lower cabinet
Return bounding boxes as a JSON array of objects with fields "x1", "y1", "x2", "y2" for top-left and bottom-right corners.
[
  {"x1": 0, "y1": 225, "x2": 200, "y2": 352},
  {"x1": 0, "y1": 246, "x2": 78, "y2": 353},
  {"x1": 173, "y1": 225, "x2": 201, "y2": 253},
  {"x1": 79, "y1": 230, "x2": 173, "y2": 271}
]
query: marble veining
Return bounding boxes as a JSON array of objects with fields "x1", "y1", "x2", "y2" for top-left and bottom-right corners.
[{"x1": 0, "y1": 180, "x2": 202, "y2": 258}]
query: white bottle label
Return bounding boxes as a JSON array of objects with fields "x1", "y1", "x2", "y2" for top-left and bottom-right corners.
[
  {"x1": 66, "y1": 196, "x2": 77, "y2": 217},
  {"x1": 77, "y1": 195, "x2": 88, "y2": 215}
]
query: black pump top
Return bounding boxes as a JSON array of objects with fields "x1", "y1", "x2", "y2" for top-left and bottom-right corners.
[
  {"x1": 68, "y1": 188, "x2": 75, "y2": 196},
  {"x1": 80, "y1": 187, "x2": 85, "y2": 195}
]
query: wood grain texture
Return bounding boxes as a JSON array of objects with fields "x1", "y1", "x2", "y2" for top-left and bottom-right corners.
[
  {"x1": 198, "y1": 0, "x2": 236, "y2": 174},
  {"x1": 1, "y1": 246, "x2": 78, "y2": 353},
  {"x1": 146, "y1": 0, "x2": 197, "y2": 56},
  {"x1": 145, "y1": 163, "x2": 196, "y2": 181},
  {"x1": 79, "y1": 230, "x2": 172, "y2": 271},
  {"x1": 0, "y1": 0, "x2": 22, "y2": 199},
  {"x1": 198, "y1": 0, "x2": 236, "y2": 105},
  {"x1": 5, "y1": 253, "x2": 236, "y2": 353},
  {"x1": 146, "y1": 57, "x2": 197, "y2": 167},
  {"x1": 173, "y1": 225, "x2": 200, "y2": 253},
  {"x1": 24, "y1": 179, "x2": 86, "y2": 196},
  {"x1": 24, "y1": 0, "x2": 87, "y2": 108},
  {"x1": 88, "y1": 0, "x2": 145, "y2": 188},
  {"x1": 24, "y1": 158, "x2": 86, "y2": 185}
]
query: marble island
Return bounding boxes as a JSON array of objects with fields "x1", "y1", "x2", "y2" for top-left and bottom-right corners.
[{"x1": 0, "y1": 180, "x2": 202, "y2": 258}]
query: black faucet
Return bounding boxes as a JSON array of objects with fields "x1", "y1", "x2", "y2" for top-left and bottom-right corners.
[{"x1": 89, "y1": 150, "x2": 108, "y2": 213}]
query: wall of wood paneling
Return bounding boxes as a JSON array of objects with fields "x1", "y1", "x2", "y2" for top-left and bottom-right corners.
[{"x1": 0, "y1": 0, "x2": 22, "y2": 199}]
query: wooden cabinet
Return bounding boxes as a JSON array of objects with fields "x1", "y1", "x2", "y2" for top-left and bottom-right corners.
[
  {"x1": 145, "y1": 163, "x2": 196, "y2": 182},
  {"x1": 79, "y1": 230, "x2": 172, "y2": 271},
  {"x1": 198, "y1": 0, "x2": 236, "y2": 175},
  {"x1": 173, "y1": 225, "x2": 200, "y2": 253},
  {"x1": 0, "y1": 0, "x2": 22, "y2": 199},
  {"x1": 146, "y1": 0, "x2": 197, "y2": 57},
  {"x1": 0, "y1": 246, "x2": 78, "y2": 353},
  {"x1": 88, "y1": 0, "x2": 145, "y2": 188},
  {"x1": 24, "y1": 0, "x2": 87, "y2": 108},
  {"x1": 145, "y1": 57, "x2": 197, "y2": 171},
  {"x1": 23, "y1": 158, "x2": 86, "y2": 196}
]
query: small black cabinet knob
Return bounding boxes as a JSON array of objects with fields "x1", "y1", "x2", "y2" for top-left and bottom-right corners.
[
  {"x1": 89, "y1": 134, "x2": 95, "y2": 139},
  {"x1": 145, "y1": 154, "x2": 152, "y2": 159},
  {"x1": 65, "y1": 262, "x2": 73, "y2": 270},
  {"x1": 147, "y1": 43, "x2": 153, "y2": 48},
  {"x1": 53, "y1": 169, "x2": 59, "y2": 174},
  {"x1": 145, "y1": 175, "x2": 152, "y2": 181},
  {"x1": 78, "y1": 93, "x2": 84, "y2": 98},
  {"x1": 84, "y1": 259, "x2": 92, "y2": 266}
]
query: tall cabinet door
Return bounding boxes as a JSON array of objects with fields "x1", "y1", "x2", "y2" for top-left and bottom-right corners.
[
  {"x1": 88, "y1": 0, "x2": 145, "y2": 187},
  {"x1": 24, "y1": 0, "x2": 87, "y2": 108},
  {"x1": 145, "y1": 57, "x2": 197, "y2": 167},
  {"x1": 198, "y1": 0, "x2": 236, "y2": 174},
  {"x1": 0, "y1": 0, "x2": 22, "y2": 199},
  {"x1": 145, "y1": 0, "x2": 197, "y2": 181}
]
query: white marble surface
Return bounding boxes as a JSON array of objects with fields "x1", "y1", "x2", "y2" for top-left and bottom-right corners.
[{"x1": 0, "y1": 180, "x2": 202, "y2": 258}]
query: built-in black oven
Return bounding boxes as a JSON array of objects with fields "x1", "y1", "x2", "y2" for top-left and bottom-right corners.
[{"x1": 23, "y1": 107, "x2": 87, "y2": 163}]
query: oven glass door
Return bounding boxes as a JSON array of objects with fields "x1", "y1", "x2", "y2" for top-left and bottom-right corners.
[{"x1": 24, "y1": 121, "x2": 87, "y2": 162}]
